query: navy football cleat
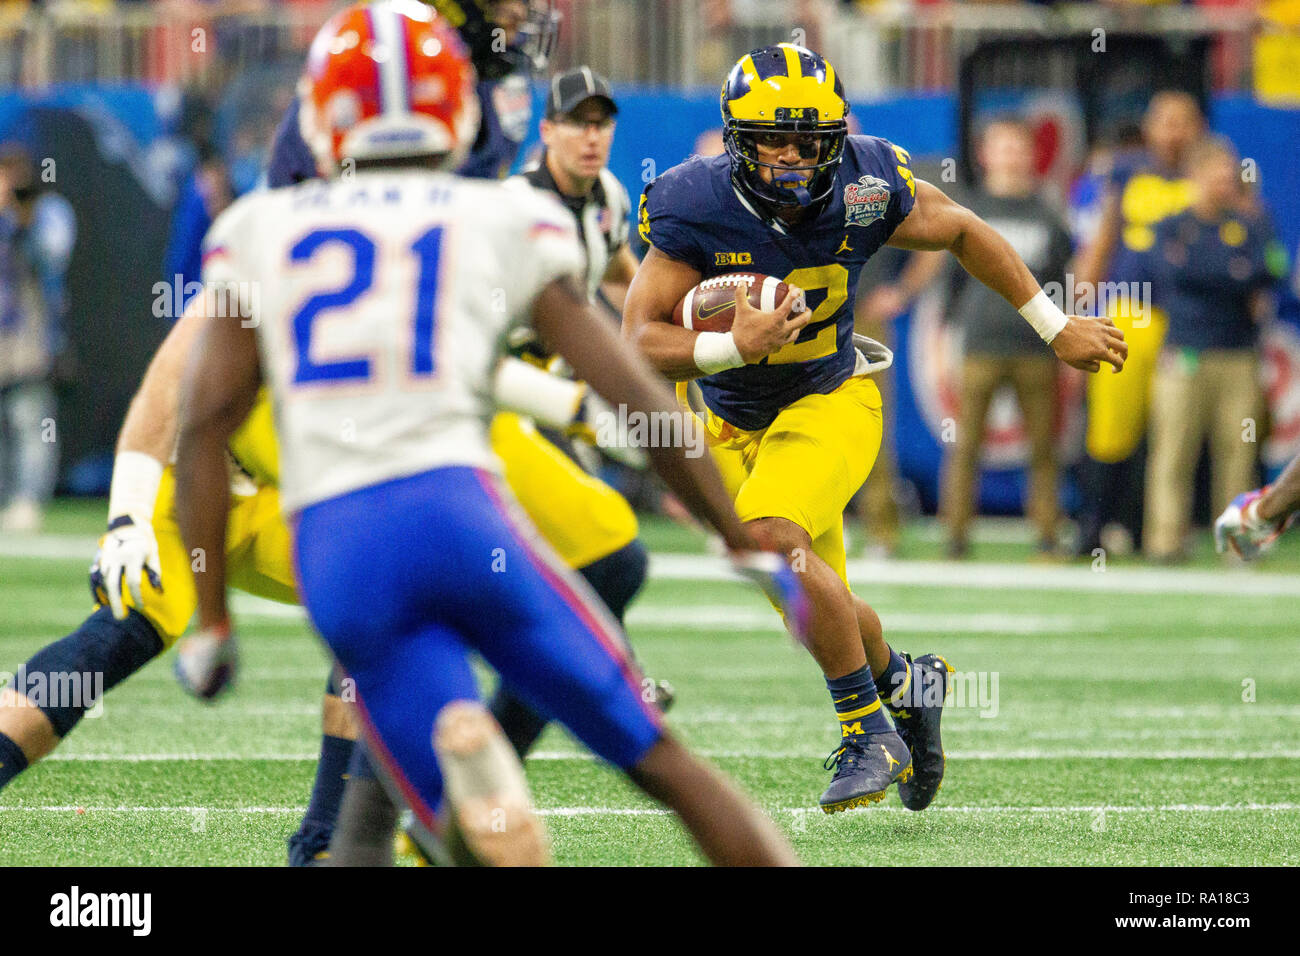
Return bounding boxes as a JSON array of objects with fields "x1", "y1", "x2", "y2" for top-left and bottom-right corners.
[
  {"x1": 819, "y1": 730, "x2": 912, "y2": 813},
  {"x1": 892, "y1": 653, "x2": 954, "y2": 811},
  {"x1": 287, "y1": 821, "x2": 333, "y2": 867}
]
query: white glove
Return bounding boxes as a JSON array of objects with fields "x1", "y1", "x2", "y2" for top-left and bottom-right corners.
[
  {"x1": 90, "y1": 516, "x2": 163, "y2": 619},
  {"x1": 1213, "y1": 488, "x2": 1294, "y2": 560},
  {"x1": 92, "y1": 451, "x2": 165, "y2": 618},
  {"x1": 175, "y1": 624, "x2": 239, "y2": 701},
  {"x1": 852, "y1": 332, "x2": 895, "y2": 374}
]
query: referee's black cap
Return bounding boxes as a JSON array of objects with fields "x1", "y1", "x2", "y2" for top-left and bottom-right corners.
[{"x1": 546, "y1": 67, "x2": 618, "y2": 119}]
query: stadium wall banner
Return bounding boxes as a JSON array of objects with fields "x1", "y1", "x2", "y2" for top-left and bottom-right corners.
[{"x1": 2, "y1": 83, "x2": 1297, "y2": 506}]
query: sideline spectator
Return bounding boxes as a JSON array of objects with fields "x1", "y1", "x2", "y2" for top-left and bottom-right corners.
[
  {"x1": 0, "y1": 145, "x2": 76, "y2": 533},
  {"x1": 1072, "y1": 90, "x2": 1204, "y2": 557},
  {"x1": 939, "y1": 118, "x2": 1073, "y2": 558},
  {"x1": 161, "y1": 141, "x2": 234, "y2": 315},
  {"x1": 1143, "y1": 136, "x2": 1289, "y2": 561},
  {"x1": 855, "y1": 246, "x2": 944, "y2": 557}
]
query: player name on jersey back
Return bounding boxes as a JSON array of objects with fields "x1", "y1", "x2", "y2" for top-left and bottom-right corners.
[{"x1": 201, "y1": 170, "x2": 583, "y2": 512}]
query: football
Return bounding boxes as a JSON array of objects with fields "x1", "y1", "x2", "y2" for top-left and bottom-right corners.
[{"x1": 671, "y1": 272, "x2": 803, "y2": 333}]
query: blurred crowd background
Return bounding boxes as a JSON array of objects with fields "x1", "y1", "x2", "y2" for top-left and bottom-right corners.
[{"x1": 1, "y1": 0, "x2": 1298, "y2": 564}]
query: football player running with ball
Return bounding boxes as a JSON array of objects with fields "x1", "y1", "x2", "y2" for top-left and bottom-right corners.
[
  {"x1": 173, "y1": 1, "x2": 803, "y2": 866},
  {"x1": 625, "y1": 44, "x2": 1127, "y2": 813}
]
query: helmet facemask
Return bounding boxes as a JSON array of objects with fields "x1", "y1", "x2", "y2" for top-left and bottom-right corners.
[
  {"x1": 428, "y1": 0, "x2": 560, "y2": 79},
  {"x1": 719, "y1": 43, "x2": 851, "y2": 221},
  {"x1": 512, "y1": 0, "x2": 561, "y2": 72},
  {"x1": 724, "y1": 110, "x2": 847, "y2": 216}
]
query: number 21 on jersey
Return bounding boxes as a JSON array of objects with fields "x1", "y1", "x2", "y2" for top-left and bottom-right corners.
[{"x1": 288, "y1": 226, "x2": 446, "y2": 386}]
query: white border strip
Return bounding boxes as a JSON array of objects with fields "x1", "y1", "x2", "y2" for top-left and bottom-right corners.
[{"x1": 369, "y1": 4, "x2": 410, "y2": 116}]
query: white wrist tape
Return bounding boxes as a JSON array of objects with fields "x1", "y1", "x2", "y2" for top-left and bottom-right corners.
[
  {"x1": 1018, "y1": 290, "x2": 1070, "y2": 344},
  {"x1": 108, "y1": 451, "x2": 164, "y2": 521},
  {"x1": 693, "y1": 331, "x2": 745, "y2": 375},
  {"x1": 492, "y1": 357, "x2": 586, "y2": 428}
]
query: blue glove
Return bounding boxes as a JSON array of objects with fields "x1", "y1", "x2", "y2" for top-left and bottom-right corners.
[{"x1": 730, "y1": 551, "x2": 811, "y2": 646}]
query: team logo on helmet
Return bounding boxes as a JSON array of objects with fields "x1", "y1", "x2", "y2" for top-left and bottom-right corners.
[{"x1": 843, "y1": 175, "x2": 892, "y2": 228}]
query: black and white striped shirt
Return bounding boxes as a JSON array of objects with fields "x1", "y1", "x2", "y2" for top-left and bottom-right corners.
[{"x1": 510, "y1": 154, "x2": 630, "y2": 303}]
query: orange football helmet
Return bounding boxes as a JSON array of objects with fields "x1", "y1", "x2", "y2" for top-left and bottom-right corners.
[{"x1": 299, "y1": 0, "x2": 480, "y2": 173}]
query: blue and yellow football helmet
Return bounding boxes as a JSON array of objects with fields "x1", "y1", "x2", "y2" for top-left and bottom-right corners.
[{"x1": 721, "y1": 43, "x2": 849, "y2": 217}]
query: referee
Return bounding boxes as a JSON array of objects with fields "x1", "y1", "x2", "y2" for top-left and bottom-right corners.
[
  {"x1": 509, "y1": 67, "x2": 639, "y2": 309},
  {"x1": 507, "y1": 67, "x2": 670, "y2": 507}
]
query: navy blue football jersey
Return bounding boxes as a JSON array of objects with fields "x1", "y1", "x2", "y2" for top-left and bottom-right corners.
[
  {"x1": 1148, "y1": 209, "x2": 1287, "y2": 351},
  {"x1": 265, "y1": 71, "x2": 531, "y2": 189},
  {"x1": 1103, "y1": 148, "x2": 1193, "y2": 286},
  {"x1": 265, "y1": 96, "x2": 317, "y2": 189},
  {"x1": 641, "y1": 135, "x2": 916, "y2": 430},
  {"x1": 457, "y1": 74, "x2": 533, "y2": 181}
]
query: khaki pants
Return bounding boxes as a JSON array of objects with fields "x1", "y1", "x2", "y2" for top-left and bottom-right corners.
[
  {"x1": 1144, "y1": 349, "x2": 1261, "y2": 558},
  {"x1": 941, "y1": 354, "x2": 1060, "y2": 544},
  {"x1": 0, "y1": 381, "x2": 57, "y2": 506}
]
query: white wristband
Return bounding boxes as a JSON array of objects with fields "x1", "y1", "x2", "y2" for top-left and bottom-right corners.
[
  {"x1": 108, "y1": 451, "x2": 164, "y2": 522},
  {"x1": 693, "y1": 331, "x2": 745, "y2": 375},
  {"x1": 491, "y1": 357, "x2": 585, "y2": 428},
  {"x1": 1018, "y1": 290, "x2": 1070, "y2": 344}
]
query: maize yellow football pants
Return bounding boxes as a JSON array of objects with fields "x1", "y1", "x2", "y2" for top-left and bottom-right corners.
[
  {"x1": 106, "y1": 415, "x2": 640, "y2": 644},
  {"x1": 696, "y1": 375, "x2": 884, "y2": 585},
  {"x1": 1085, "y1": 301, "x2": 1168, "y2": 463}
]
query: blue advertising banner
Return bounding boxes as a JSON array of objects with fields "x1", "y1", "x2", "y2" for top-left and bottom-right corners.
[{"x1": 2, "y1": 81, "x2": 1296, "y2": 502}]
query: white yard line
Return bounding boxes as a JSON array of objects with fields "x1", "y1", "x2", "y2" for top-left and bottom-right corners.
[
  {"x1": 194, "y1": 555, "x2": 1300, "y2": 601},
  {"x1": 44, "y1": 752, "x2": 319, "y2": 762},
  {"x1": 79, "y1": 703, "x2": 323, "y2": 717},
  {"x1": 537, "y1": 802, "x2": 1300, "y2": 817},
  {"x1": 626, "y1": 606, "x2": 1092, "y2": 633},
  {"x1": 0, "y1": 805, "x2": 304, "y2": 814},
  {"x1": 7, "y1": 536, "x2": 1299, "y2": 597},
  {"x1": 229, "y1": 595, "x2": 308, "y2": 619},
  {"x1": 525, "y1": 749, "x2": 1300, "y2": 760},
  {"x1": 652, "y1": 554, "x2": 1300, "y2": 598},
  {"x1": 0, "y1": 535, "x2": 97, "y2": 560},
  {"x1": 666, "y1": 704, "x2": 1300, "y2": 721},
  {"x1": 95, "y1": 703, "x2": 1292, "y2": 721}
]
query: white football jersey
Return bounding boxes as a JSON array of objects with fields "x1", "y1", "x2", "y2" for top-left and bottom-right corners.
[{"x1": 201, "y1": 170, "x2": 584, "y2": 512}]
